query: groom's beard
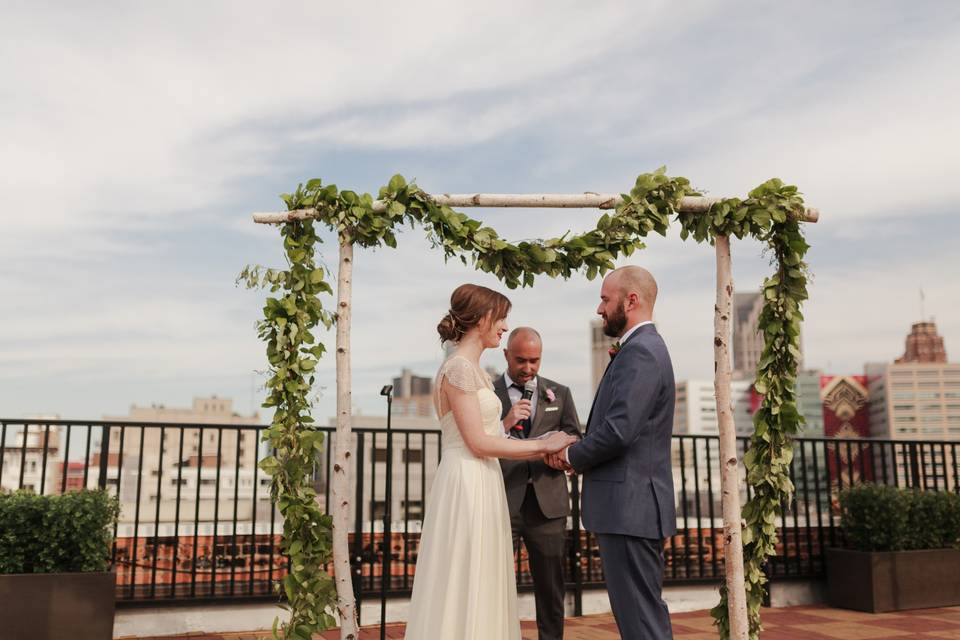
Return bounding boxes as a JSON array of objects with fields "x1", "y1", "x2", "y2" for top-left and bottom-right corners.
[{"x1": 602, "y1": 303, "x2": 628, "y2": 338}]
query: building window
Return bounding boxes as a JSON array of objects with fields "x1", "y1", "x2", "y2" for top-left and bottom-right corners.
[
  {"x1": 402, "y1": 500, "x2": 423, "y2": 519},
  {"x1": 403, "y1": 449, "x2": 423, "y2": 464}
]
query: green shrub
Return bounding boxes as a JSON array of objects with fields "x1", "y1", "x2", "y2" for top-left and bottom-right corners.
[
  {"x1": 839, "y1": 484, "x2": 960, "y2": 552},
  {"x1": 905, "y1": 489, "x2": 960, "y2": 550},
  {"x1": 0, "y1": 489, "x2": 119, "y2": 574}
]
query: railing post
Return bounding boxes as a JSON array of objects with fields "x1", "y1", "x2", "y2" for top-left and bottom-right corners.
[
  {"x1": 353, "y1": 432, "x2": 365, "y2": 624},
  {"x1": 98, "y1": 425, "x2": 111, "y2": 490},
  {"x1": 909, "y1": 443, "x2": 921, "y2": 489},
  {"x1": 570, "y1": 474, "x2": 583, "y2": 616}
]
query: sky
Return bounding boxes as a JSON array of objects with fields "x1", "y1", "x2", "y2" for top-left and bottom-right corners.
[{"x1": 1, "y1": 1, "x2": 959, "y2": 424}]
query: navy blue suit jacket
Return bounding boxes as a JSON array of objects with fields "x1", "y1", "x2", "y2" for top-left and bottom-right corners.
[{"x1": 567, "y1": 323, "x2": 677, "y2": 539}]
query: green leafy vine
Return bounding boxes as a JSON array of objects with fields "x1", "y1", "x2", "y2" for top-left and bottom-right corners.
[
  {"x1": 248, "y1": 168, "x2": 809, "y2": 639},
  {"x1": 240, "y1": 218, "x2": 337, "y2": 639}
]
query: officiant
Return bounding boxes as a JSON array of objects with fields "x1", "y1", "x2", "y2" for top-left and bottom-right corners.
[{"x1": 494, "y1": 327, "x2": 582, "y2": 640}]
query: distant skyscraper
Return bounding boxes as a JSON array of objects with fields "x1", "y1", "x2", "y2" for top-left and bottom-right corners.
[
  {"x1": 733, "y1": 292, "x2": 764, "y2": 377},
  {"x1": 896, "y1": 321, "x2": 948, "y2": 363},
  {"x1": 733, "y1": 291, "x2": 803, "y2": 377},
  {"x1": 820, "y1": 375, "x2": 870, "y2": 440},
  {"x1": 590, "y1": 319, "x2": 618, "y2": 391},
  {"x1": 796, "y1": 370, "x2": 825, "y2": 436},
  {"x1": 865, "y1": 320, "x2": 959, "y2": 442},
  {"x1": 392, "y1": 369, "x2": 432, "y2": 398},
  {"x1": 392, "y1": 368, "x2": 434, "y2": 418},
  {"x1": 673, "y1": 379, "x2": 755, "y2": 436}
]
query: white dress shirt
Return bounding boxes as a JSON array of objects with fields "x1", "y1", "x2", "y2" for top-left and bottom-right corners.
[{"x1": 618, "y1": 320, "x2": 654, "y2": 345}]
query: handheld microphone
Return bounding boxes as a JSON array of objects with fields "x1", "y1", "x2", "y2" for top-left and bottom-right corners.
[{"x1": 519, "y1": 380, "x2": 536, "y2": 435}]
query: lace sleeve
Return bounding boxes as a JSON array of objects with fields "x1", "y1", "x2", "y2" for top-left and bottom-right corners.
[{"x1": 441, "y1": 357, "x2": 482, "y2": 393}]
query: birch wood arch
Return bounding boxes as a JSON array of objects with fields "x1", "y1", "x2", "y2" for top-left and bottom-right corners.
[{"x1": 247, "y1": 169, "x2": 819, "y2": 640}]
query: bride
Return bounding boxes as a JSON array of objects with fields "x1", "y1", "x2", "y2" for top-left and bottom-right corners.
[{"x1": 404, "y1": 284, "x2": 577, "y2": 639}]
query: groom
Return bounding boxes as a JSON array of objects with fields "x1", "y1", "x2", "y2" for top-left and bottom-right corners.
[{"x1": 547, "y1": 265, "x2": 677, "y2": 639}]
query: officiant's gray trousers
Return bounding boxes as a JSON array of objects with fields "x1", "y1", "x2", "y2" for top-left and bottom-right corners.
[{"x1": 511, "y1": 484, "x2": 566, "y2": 640}]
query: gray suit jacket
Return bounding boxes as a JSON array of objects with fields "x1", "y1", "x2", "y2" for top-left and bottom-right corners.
[
  {"x1": 567, "y1": 324, "x2": 677, "y2": 539},
  {"x1": 495, "y1": 375, "x2": 582, "y2": 519}
]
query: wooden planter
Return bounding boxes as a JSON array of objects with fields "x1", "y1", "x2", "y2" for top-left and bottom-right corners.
[
  {"x1": 0, "y1": 571, "x2": 115, "y2": 640},
  {"x1": 826, "y1": 548, "x2": 960, "y2": 612}
]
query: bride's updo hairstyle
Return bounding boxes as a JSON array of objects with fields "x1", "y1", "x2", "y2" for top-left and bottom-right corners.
[{"x1": 437, "y1": 284, "x2": 512, "y2": 343}]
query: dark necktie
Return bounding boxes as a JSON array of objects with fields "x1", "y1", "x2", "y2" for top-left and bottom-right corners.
[{"x1": 510, "y1": 383, "x2": 532, "y2": 438}]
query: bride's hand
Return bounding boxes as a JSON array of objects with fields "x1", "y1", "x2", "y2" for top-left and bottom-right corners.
[{"x1": 539, "y1": 431, "x2": 577, "y2": 454}]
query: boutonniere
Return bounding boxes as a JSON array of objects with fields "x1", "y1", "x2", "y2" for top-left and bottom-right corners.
[
  {"x1": 544, "y1": 388, "x2": 556, "y2": 403},
  {"x1": 608, "y1": 341, "x2": 621, "y2": 360}
]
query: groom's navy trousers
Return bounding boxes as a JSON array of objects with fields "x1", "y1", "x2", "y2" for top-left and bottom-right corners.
[{"x1": 568, "y1": 323, "x2": 677, "y2": 639}]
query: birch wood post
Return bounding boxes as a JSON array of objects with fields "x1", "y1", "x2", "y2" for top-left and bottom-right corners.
[
  {"x1": 714, "y1": 235, "x2": 749, "y2": 640},
  {"x1": 332, "y1": 237, "x2": 358, "y2": 639}
]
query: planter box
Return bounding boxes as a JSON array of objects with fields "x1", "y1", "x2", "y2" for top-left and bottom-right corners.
[
  {"x1": 0, "y1": 571, "x2": 116, "y2": 640},
  {"x1": 826, "y1": 548, "x2": 960, "y2": 612}
]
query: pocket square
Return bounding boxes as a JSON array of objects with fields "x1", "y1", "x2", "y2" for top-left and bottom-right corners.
[{"x1": 545, "y1": 407, "x2": 559, "y2": 412}]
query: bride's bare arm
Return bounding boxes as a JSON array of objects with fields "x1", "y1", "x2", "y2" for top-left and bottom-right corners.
[{"x1": 444, "y1": 382, "x2": 575, "y2": 460}]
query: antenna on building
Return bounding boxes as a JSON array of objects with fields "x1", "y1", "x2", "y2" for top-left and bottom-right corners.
[{"x1": 920, "y1": 287, "x2": 926, "y2": 322}]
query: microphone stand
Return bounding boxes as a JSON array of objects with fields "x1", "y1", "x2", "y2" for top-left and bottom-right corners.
[{"x1": 379, "y1": 384, "x2": 394, "y2": 640}]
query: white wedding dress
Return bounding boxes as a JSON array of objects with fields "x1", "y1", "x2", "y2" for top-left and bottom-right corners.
[{"x1": 404, "y1": 356, "x2": 521, "y2": 639}]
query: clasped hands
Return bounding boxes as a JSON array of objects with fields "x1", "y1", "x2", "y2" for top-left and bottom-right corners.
[{"x1": 539, "y1": 431, "x2": 577, "y2": 474}]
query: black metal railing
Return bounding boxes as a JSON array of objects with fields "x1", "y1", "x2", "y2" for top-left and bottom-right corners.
[{"x1": 1, "y1": 418, "x2": 958, "y2": 610}]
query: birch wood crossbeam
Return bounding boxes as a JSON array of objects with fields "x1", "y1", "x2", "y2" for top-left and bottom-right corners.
[{"x1": 252, "y1": 193, "x2": 820, "y2": 224}]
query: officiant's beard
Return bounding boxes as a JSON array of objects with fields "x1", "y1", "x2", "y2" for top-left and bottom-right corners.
[{"x1": 602, "y1": 303, "x2": 628, "y2": 338}]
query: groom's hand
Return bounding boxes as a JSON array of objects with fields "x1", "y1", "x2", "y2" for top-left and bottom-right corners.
[{"x1": 543, "y1": 447, "x2": 573, "y2": 473}]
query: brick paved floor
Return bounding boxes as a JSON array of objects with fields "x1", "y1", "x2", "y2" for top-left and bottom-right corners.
[{"x1": 127, "y1": 605, "x2": 960, "y2": 639}]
